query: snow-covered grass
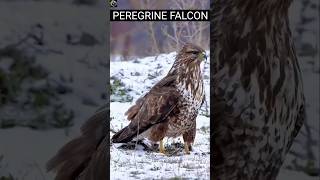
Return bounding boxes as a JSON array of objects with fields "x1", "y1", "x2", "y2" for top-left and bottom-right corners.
[{"x1": 110, "y1": 52, "x2": 211, "y2": 180}]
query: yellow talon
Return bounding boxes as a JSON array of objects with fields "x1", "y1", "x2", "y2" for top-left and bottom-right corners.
[
  {"x1": 159, "y1": 139, "x2": 165, "y2": 154},
  {"x1": 184, "y1": 142, "x2": 190, "y2": 154}
]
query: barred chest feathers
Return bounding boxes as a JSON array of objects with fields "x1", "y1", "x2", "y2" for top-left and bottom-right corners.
[{"x1": 178, "y1": 61, "x2": 204, "y2": 111}]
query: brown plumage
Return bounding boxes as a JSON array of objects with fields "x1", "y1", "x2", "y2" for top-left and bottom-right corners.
[
  {"x1": 46, "y1": 107, "x2": 108, "y2": 180},
  {"x1": 112, "y1": 43, "x2": 207, "y2": 154},
  {"x1": 212, "y1": 0, "x2": 305, "y2": 179}
]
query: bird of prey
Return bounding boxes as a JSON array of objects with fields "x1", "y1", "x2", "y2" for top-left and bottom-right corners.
[
  {"x1": 212, "y1": 0, "x2": 305, "y2": 179},
  {"x1": 112, "y1": 43, "x2": 207, "y2": 154},
  {"x1": 46, "y1": 106, "x2": 108, "y2": 180}
]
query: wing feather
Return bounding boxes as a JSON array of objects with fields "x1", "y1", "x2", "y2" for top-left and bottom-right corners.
[
  {"x1": 124, "y1": 74, "x2": 177, "y2": 121},
  {"x1": 112, "y1": 85, "x2": 179, "y2": 143}
]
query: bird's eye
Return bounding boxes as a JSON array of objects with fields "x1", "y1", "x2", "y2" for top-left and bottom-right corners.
[{"x1": 188, "y1": 51, "x2": 199, "y2": 55}]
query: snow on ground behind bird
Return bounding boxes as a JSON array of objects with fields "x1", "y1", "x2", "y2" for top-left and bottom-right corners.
[{"x1": 110, "y1": 51, "x2": 211, "y2": 179}]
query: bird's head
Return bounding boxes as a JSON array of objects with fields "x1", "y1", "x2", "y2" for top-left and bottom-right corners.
[
  {"x1": 175, "y1": 43, "x2": 207, "y2": 66},
  {"x1": 169, "y1": 43, "x2": 207, "y2": 77},
  {"x1": 181, "y1": 43, "x2": 207, "y2": 61}
]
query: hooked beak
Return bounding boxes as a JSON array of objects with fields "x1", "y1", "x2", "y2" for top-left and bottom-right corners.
[
  {"x1": 204, "y1": 53, "x2": 207, "y2": 60},
  {"x1": 201, "y1": 52, "x2": 207, "y2": 61},
  {"x1": 197, "y1": 52, "x2": 207, "y2": 62}
]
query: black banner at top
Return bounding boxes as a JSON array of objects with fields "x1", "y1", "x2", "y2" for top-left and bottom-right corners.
[{"x1": 110, "y1": 10, "x2": 210, "y2": 21}]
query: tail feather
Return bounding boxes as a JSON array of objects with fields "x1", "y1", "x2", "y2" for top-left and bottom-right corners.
[
  {"x1": 111, "y1": 121, "x2": 153, "y2": 143},
  {"x1": 78, "y1": 137, "x2": 108, "y2": 180},
  {"x1": 47, "y1": 108, "x2": 108, "y2": 180},
  {"x1": 111, "y1": 125, "x2": 137, "y2": 143}
]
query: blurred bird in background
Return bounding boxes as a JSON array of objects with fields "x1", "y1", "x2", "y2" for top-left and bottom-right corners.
[{"x1": 212, "y1": 0, "x2": 305, "y2": 179}]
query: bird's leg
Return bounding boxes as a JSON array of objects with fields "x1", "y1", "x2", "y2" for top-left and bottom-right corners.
[
  {"x1": 159, "y1": 139, "x2": 165, "y2": 154},
  {"x1": 184, "y1": 142, "x2": 190, "y2": 154}
]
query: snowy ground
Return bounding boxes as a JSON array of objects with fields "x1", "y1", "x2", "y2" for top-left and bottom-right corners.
[
  {"x1": 0, "y1": 1, "x2": 318, "y2": 180},
  {"x1": 110, "y1": 52, "x2": 211, "y2": 180}
]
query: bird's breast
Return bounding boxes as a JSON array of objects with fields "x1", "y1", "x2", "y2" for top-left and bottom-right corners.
[
  {"x1": 176, "y1": 79, "x2": 204, "y2": 109},
  {"x1": 165, "y1": 81, "x2": 204, "y2": 138}
]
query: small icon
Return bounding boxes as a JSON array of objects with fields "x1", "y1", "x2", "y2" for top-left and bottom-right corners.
[{"x1": 110, "y1": 0, "x2": 117, "y2": 7}]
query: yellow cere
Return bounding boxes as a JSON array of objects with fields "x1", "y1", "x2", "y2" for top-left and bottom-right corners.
[{"x1": 199, "y1": 52, "x2": 207, "y2": 61}]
